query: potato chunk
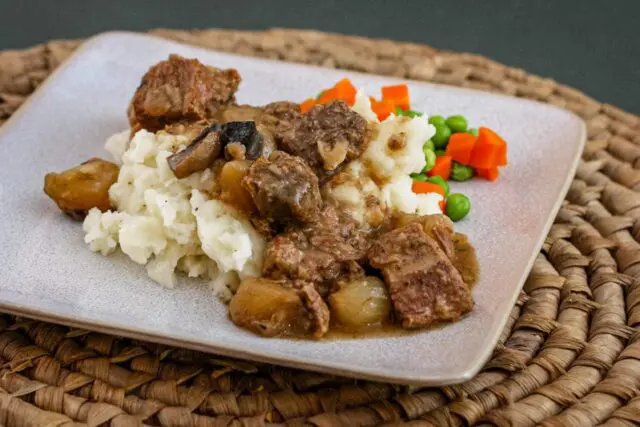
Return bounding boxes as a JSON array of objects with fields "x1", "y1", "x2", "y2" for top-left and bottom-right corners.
[{"x1": 44, "y1": 158, "x2": 119, "y2": 219}]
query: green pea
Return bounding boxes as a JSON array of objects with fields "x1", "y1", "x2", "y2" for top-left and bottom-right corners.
[
  {"x1": 423, "y1": 140, "x2": 435, "y2": 153},
  {"x1": 427, "y1": 176, "x2": 449, "y2": 197},
  {"x1": 423, "y1": 149, "x2": 436, "y2": 172},
  {"x1": 432, "y1": 124, "x2": 452, "y2": 149},
  {"x1": 445, "y1": 115, "x2": 468, "y2": 133},
  {"x1": 410, "y1": 173, "x2": 429, "y2": 182},
  {"x1": 450, "y1": 162, "x2": 474, "y2": 182},
  {"x1": 467, "y1": 128, "x2": 479, "y2": 137},
  {"x1": 397, "y1": 107, "x2": 423, "y2": 118},
  {"x1": 434, "y1": 149, "x2": 446, "y2": 157},
  {"x1": 446, "y1": 193, "x2": 471, "y2": 221},
  {"x1": 428, "y1": 115, "x2": 446, "y2": 127}
]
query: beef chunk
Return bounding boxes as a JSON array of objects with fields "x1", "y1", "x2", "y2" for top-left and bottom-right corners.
[
  {"x1": 389, "y1": 213, "x2": 455, "y2": 259},
  {"x1": 129, "y1": 54, "x2": 241, "y2": 132},
  {"x1": 213, "y1": 105, "x2": 263, "y2": 123},
  {"x1": 298, "y1": 282, "x2": 330, "y2": 338},
  {"x1": 261, "y1": 101, "x2": 302, "y2": 125},
  {"x1": 368, "y1": 222, "x2": 473, "y2": 328},
  {"x1": 272, "y1": 101, "x2": 368, "y2": 178},
  {"x1": 229, "y1": 277, "x2": 329, "y2": 338},
  {"x1": 44, "y1": 158, "x2": 119, "y2": 220},
  {"x1": 263, "y1": 206, "x2": 368, "y2": 295},
  {"x1": 243, "y1": 151, "x2": 322, "y2": 224}
]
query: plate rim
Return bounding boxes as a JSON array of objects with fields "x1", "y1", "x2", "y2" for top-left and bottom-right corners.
[{"x1": 0, "y1": 30, "x2": 587, "y2": 385}]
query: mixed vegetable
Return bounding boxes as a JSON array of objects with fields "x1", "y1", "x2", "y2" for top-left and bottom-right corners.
[{"x1": 302, "y1": 79, "x2": 509, "y2": 222}]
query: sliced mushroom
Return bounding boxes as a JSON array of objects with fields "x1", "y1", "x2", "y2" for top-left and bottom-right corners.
[
  {"x1": 167, "y1": 123, "x2": 222, "y2": 179},
  {"x1": 220, "y1": 121, "x2": 263, "y2": 160}
]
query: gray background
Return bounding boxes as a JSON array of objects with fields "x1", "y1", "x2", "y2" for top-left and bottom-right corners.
[{"x1": 2, "y1": 0, "x2": 639, "y2": 114}]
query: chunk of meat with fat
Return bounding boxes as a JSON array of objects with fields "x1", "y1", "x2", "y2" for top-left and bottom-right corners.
[
  {"x1": 390, "y1": 213, "x2": 455, "y2": 259},
  {"x1": 229, "y1": 277, "x2": 329, "y2": 338},
  {"x1": 263, "y1": 205, "x2": 368, "y2": 295},
  {"x1": 44, "y1": 158, "x2": 119, "y2": 220},
  {"x1": 368, "y1": 222, "x2": 473, "y2": 328},
  {"x1": 128, "y1": 54, "x2": 240, "y2": 132},
  {"x1": 273, "y1": 101, "x2": 369, "y2": 178},
  {"x1": 243, "y1": 151, "x2": 322, "y2": 225}
]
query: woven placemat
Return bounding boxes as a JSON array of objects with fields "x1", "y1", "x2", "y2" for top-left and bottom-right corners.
[{"x1": 1, "y1": 28, "x2": 639, "y2": 427}]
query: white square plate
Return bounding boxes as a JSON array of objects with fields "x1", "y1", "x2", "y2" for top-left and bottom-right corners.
[{"x1": 0, "y1": 32, "x2": 585, "y2": 385}]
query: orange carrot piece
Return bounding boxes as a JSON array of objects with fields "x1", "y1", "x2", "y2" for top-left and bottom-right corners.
[
  {"x1": 445, "y1": 132, "x2": 477, "y2": 165},
  {"x1": 317, "y1": 87, "x2": 339, "y2": 104},
  {"x1": 439, "y1": 199, "x2": 447, "y2": 212},
  {"x1": 300, "y1": 98, "x2": 317, "y2": 113},
  {"x1": 476, "y1": 167, "x2": 500, "y2": 181},
  {"x1": 334, "y1": 78, "x2": 357, "y2": 105},
  {"x1": 469, "y1": 127, "x2": 508, "y2": 169},
  {"x1": 381, "y1": 84, "x2": 410, "y2": 111},
  {"x1": 428, "y1": 155, "x2": 452, "y2": 180},
  {"x1": 371, "y1": 98, "x2": 396, "y2": 121},
  {"x1": 412, "y1": 181, "x2": 446, "y2": 196}
]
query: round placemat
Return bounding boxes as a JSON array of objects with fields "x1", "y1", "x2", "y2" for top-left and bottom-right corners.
[{"x1": 1, "y1": 28, "x2": 639, "y2": 427}]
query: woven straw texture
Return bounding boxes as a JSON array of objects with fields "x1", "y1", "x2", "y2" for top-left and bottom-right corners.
[{"x1": 1, "y1": 28, "x2": 640, "y2": 427}]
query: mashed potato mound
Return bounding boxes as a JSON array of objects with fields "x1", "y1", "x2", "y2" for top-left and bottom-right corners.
[
  {"x1": 83, "y1": 129, "x2": 265, "y2": 299},
  {"x1": 329, "y1": 92, "x2": 443, "y2": 224}
]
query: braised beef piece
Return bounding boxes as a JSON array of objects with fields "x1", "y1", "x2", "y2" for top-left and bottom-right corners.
[
  {"x1": 128, "y1": 54, "x2": 241, "y2": 132},
  {"x1": 261, "y1": 101, "x2": 302, "y2": 126},
  {"x1": 214, "y1": 105, "x2": 263, "y2": 123},
  {"x1": 298, "y1": 282, "x2": 331, "y2": 338},
  {"x1": 368, "y1": 222, "x2": 473, "y2": 328},
  {"x1": 267, "y1": 101, "x2": 368, "y2": 178},
  {"x1": 263, "y1": 205, "x2": 369, "y2": 296},
  {"x1": 44, "y1": 158, "x2": 120, "y2": 220},
  {"x1": 243, "y1": 151, "x2": 322, "y2": 225},
  {"x1": 389, "y1": 213, "x2": 455, "y2": 259},
  {"x1": 229, "y1": 277, "x2": 329, "y2": 338}
]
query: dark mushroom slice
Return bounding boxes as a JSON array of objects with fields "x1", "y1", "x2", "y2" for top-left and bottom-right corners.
[
  {"x1": 219, "y1": 121, "x2": 263, "y2": 160},
  {"x1": 167, "y1": 123, "x2": 222, "y2": 179},
  {"x1": 44, "y1": 158, "x2": 119, "y2": 220}
]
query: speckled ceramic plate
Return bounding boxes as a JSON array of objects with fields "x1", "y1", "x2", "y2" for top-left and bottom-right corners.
[{"x1": 0, "y1": 32, "x2": 585, "y2": 385}]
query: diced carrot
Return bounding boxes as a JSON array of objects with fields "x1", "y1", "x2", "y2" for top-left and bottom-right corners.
[
  {"x1": 468, "y1": 127, "x2": 508, "y2": 169},
  {"x1": 428, "y1": 155, "x2": 452, "y2": 180},
  {"x1": 476, "y1": 167, "x2": 500, "y2": 181},
  {"x1": 445, "y1": 132, "x2": 476, "y2": 165},
  {"x1": 317, "y1": 87, "x2": 339, "y2": 104},
  {"x1": 381, "y1": 84, "x2": 410, "y2": 111},
  {"x1": 412, "y1": 181, "x2": 446, "y2": 197},
  {"x1": 300, "y1": 98, "x2": 317, "y2": 113},
  {"x1": 439, "y1": 199, "x2": 446, "y2": 212},
  {"x1": 371, "y1": 98, "x2": 396, "y2": 121},
  {"x1": 334, "y1": 78, "x2": 357, "y2": 106}
]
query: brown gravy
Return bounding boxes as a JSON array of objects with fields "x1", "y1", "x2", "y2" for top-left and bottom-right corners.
[{"x1": 321, "y1": 235, "x2": 479, "y2": 340}]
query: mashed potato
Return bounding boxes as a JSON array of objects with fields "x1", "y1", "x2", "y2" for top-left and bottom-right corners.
[
  {"x1": 83, "y1": 129, "x2": 265, "y2": 299},
  {"x1": 85, "y1": 91, "x2": 441, "y2": 295},
  {"x1": 329, "y1": 92, "x2": 443, "y2": 225}
]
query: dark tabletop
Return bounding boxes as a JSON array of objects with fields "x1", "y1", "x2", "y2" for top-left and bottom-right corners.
[{"x1": 3, "y1": 0, "x2": 639, "y2": 114}]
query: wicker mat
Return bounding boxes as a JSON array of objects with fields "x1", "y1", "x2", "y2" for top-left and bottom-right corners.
[{"x1": 0, "y1": 28, "x2": 639, "y2": 427}]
